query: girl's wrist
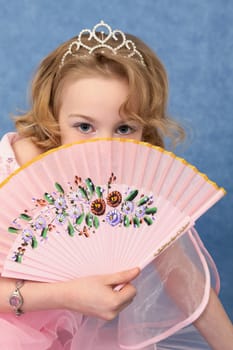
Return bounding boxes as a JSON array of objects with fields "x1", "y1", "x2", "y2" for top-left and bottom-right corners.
[
  {"x1": 9, "y1": 280, "x2": 25, "y2": 316},
  {"x1": 19, "y1": 280, "x2": 66, "y2": 312}
]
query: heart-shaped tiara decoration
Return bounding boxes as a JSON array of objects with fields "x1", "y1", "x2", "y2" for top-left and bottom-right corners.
[{"x1": 60, "y1": 20, "x2": 146, "y2": 67}]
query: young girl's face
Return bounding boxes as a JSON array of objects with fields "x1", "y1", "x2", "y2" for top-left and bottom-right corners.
[{"x1": 58, "y1": 76, "x2": 143, "y2": 145}]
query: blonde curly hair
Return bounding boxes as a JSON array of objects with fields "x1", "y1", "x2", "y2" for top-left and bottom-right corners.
[{"x1": 14, "y1": 30, "x2": 185, "y2": 151}]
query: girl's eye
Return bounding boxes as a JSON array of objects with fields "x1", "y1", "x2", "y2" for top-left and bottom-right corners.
[
  {"x1": 117, "y1": 125, "x2": 133, "y2": 135},
  {"x1": 76, "y1": 123, "x2": 93, "y2": 133}
]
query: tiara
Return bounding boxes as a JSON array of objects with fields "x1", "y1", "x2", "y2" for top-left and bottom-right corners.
[{"x1": 60, "y1": 20, "x2": 146, "y2": 67}]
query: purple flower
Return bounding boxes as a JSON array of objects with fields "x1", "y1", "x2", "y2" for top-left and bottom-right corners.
[
  {"x1": 122, "y1": 201, "x2": 134, "y2": 214},
  {"x1": 68, "y1": 206, "x2": 81, "y2": 219},
  {"x1": 35, "y1": 216, "x2": 47, "y2": 230},
  {"x1": 22, "y1": 229, "x2": 34, "y2": 243},
  {"x1": 106, "y1": 209, "x2": 122, "y2": 226},
  {"x1": 55, "y1": 213, "x2": 67, "y2": 225},
  {"x1": 12, "y1": 252, "x2": 19, "y2": 261},
  {"x1": 135, "y1": 206, "x2": 146, "y2": 218},
  {"x1": 54, "y1": 197, "x2": 67, "y2": 210}
]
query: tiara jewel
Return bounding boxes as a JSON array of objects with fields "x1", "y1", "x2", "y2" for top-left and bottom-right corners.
[{"x1": 60, "y1": 20, "x2": 146, "y2": 66}]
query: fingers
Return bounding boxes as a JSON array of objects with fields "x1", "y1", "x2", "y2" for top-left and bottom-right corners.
[
  {"x1": 106, "y1": 267, "x2": 140, "y2": 286},
  {"x1": 101, "y1": 285, "x2": 136, "y2": 321},
  {"x1": 104, "y1": 270, "x2": 139, "y2": 318},
  {"x1": 118, "y1": 282, "x2": 137, "y2": 302},
  {"x1": 62, "y1": 271, "x2": 139, "y2": 320}
]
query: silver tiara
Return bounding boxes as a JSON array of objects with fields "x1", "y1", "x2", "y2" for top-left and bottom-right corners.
[{"x1": 60, "y1": 20, "x2": 146, "y2": 67}]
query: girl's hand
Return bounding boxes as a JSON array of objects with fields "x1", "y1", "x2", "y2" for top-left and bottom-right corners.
[{"x1": 59, "y1": 267, "x2": 140, "y2": 320}]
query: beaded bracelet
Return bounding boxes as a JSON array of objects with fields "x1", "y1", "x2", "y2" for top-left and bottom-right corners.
[{"x1": 9, "y1": 280, "x2": 24, "y2": 316}]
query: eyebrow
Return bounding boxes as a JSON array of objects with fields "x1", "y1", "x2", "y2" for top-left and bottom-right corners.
[
  {"x1": 68, "y1": 114, "x2": 140, "y2": 125},
  {"x1": 68, "y1": 114, "x2": 95, "y2": 122}
]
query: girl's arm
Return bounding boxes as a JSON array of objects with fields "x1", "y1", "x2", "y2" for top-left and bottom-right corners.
[
  {"x1": 0, "y1": 267, "x2": 140, "y2": 320},
  {"x1": 154, "y1": 241, "x2": 233, "y2": 350},
  {"x1": 194, "y1": 288, "x2": 233, "y2": 350}
]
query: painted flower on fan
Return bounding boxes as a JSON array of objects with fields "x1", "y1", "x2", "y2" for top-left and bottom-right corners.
[
  {"x1": 135, "y1": 206, "x2": 146, "y2": 218},
  {"x1": 106, "y1": 191, "x2": 122, "y2": 207},
  {"x1": 54, "y1": 197, "x2": 67, "y2": 210},
  {"x1": 9, "y1": 172, "x2": 159, "y2": 266},
  {"x1": 67, "y1": 206, "x2": 82, "y2": 219},
  {"x1": 12, "y1": 252, "x2": 19, "y2": 262},
  {"x1": 91, "y1": 198, "x2": 106, "y2": 215},
  {"x1": 106, "y1": 209, "x2": 122, "y2": 226},
  {"x1": 55, "y1": 213, "x2": 67, "y2": 225},
  {"x1": 22, "y1": 229, "x2": 34, "y2": 243},
  {"x1": 35, "y1": 216, "x2": 47, "y2": 230},
  {"x1": 12, "y1": 247, "x2": 25, "y2": 262},
  {"x1": 122, "y1": 201, "x2": 134, "y2": 214}
]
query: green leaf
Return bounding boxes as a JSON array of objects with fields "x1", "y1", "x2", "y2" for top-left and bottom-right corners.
[
  {"x1": 137, "y1": 196, "x2": 150, "y2": 206},
  {"x1": 44, "y1": 193, "x2": 55, "y2": 204},
  {"x1": 31, "y1": 237, "x2": 38, "y2": 248},
  {"x1": 55, "y1": 182, "x2": 64, "y2": 194},
  {"x1": 68, "y1": 221, "x2": 75, "y2": 236},
  {"x1": 123, "y1": 215, "x2": 130, "y2": 227},
  {"x1": 76, "y1": 213, "x2": 85, "y2": 225},
  {"x1": 133, "y1": 216, "x2": 140, "y2": 227},
  {"x1": 93, "y1": 216, "x2": 99, "y2": 229},
  {"x1": 144, "y1": 216, "x2": 153, "y2": 225},
  {"x1": 125, "y1": 190, "x2": 138, "y2": 202},
  {"x1": 20, "y1": 213, "x2": 32, "y2": 221},
  {"x1": 85, "y1": 213, "x2": 93, "y2": 227},
  {"x1": 79, "y1": 186, "x2": 88, "y2": 200},
  {"x1": 41, "y1": 227, "x2": 48, "y2": 238},
  {"x1": 145, "y1": 207, "x2": 157, "y2": 215},
  {"x1": 16, "y1": 254, "x2": 22, "y2": 263},
  {"x1": 95, "y1": 186, "x2": 103, "y2": 198},
  {"x1": 85, "y1": 178, "x2": 95, "y2": 195},
  {"x1": 8, "y1": 227, "x2": 19, "y2": 234}
]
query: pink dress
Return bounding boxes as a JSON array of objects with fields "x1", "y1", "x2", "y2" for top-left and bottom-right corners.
[{"x1": 0, "y1": 133, "x2": 218, "y2": 349}]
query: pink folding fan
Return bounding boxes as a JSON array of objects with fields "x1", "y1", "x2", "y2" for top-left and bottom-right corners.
[{"x1": 0, "y1": 139, "x2": 226, "y2": 282}]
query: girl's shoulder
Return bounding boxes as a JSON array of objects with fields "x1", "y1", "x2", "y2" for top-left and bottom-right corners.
[
  {"x1": 0, "y1": 133, "x2": 20, "y2": 181},
  {"x1": 0, "y1": 133, "x2": 43, "y2": 182},
  {"x1": 12, "y1": 137, "x2": 42, "y2": 166}
]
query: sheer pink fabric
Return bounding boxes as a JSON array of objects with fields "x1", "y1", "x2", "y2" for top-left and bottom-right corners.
[{"x1": 0, "y1": 133, "x2": 217, "y2": 349}]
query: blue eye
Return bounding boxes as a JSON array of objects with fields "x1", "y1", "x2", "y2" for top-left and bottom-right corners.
[
  {"x1": 117, "y1": 125, "x2": 133, "y2": 135},
  {"x1": 76, "y1": 123, "x2": 92, "y2": 133}
]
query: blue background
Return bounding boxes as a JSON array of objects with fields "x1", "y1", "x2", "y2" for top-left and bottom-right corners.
[{"x1": 0, "y1": 0, "x2": 232, "y2": 320}]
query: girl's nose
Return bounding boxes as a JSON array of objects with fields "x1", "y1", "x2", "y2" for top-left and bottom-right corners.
[{"x1": 97, "y1": 130, "x2": 114, "y2": 139}]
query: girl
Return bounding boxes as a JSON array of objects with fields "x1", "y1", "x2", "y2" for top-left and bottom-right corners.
[{"x1": 0, "y1": 21, "x2": 232, "y2": 350}]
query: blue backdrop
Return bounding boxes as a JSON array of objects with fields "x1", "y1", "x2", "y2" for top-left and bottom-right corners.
[{"x1": 0, "y1": 0, "x2": 232, "y2": 320}]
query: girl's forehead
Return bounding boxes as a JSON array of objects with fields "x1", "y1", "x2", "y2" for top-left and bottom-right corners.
[
  {"x1": 60, "y1": 75, "x2": 128, "y2": 97},
  {"x1": 58, "y1": 76, "x2": 130, "y2": 115},
  {"x1": 54, "y1": 70, "x2": 140, "y2": 119}
]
